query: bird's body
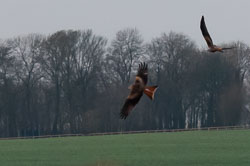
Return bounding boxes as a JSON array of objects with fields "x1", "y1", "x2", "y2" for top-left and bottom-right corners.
[
  {"x1": 120, "y1": 63, "x2": 158, "y2": 119},
  {"x1": 208, "y1": 45, "x2": 223, "y2": 52},
  {"x1": 200, "y1": 16, "x2": 235, "y2": 52}
]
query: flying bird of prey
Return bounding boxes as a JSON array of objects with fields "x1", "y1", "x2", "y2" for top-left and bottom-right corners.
[
  {"x1": 200, "y1": 16, "x2": 235, "y2": 52},
  {"x1": 120, "y1": 62, "x2": 158, "y2": 119}
]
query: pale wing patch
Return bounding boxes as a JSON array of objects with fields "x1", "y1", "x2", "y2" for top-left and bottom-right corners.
[{"x1": 135, "y1": 76, "x2": 143, "y2": 84}]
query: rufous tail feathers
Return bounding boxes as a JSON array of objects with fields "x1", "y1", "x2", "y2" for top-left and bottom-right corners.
[
  {"x1": 222, "y1": 47, "x2": 236, "y2": 50},
  {"x1": 144, "y1": 86, "x2": 158, "y2": 100}
]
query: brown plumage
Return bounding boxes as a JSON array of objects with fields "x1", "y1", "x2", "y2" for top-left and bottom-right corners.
[
  {"x1": 200, "y1": 16, "x2": 235, "y2": 52},
  {"x1": 120, "y1": 62, "x2": 158, "y2": 119}
]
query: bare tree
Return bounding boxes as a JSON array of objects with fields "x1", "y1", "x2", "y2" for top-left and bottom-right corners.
[
  {"x1": 69, "y1": 30, "x2": 107, "y2": 133},
  {"x1": 147, "y1": 32, "x2": 197, "y2": 129},
  {"x1": 106, "y1": 28, "x2": 144, "y2": 85},
  {"x1": 0, "y1": 44, "x2": 18, "y2": 137},
  {"x1": 8, "y1": 34, "x2": 44, "y2": 136},
  {"x1": 40, "y1": 31, "x2": 68, "y2": 134}
]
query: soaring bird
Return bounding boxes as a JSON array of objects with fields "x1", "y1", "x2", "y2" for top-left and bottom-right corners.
[
  {"x1": 200, "y1": 16, "x2": 235, "y2": 52},
  {"x1": 120, "y1": 62, "x2": 158, "y2": 119}
]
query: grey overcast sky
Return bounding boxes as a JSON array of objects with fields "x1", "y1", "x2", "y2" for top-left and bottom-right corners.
[{"x1": 0, "y1": 0, "x2": 249, "y2": 47}]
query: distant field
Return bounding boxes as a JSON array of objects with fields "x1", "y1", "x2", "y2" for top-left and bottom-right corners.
[{"x1": 0, "y1": 129, "x2": 250, "y2": 166}]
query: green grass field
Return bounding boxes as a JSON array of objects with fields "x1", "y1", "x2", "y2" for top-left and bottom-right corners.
[{"x1": 0, "y1": 129, "x2": 250, "y2": 166}]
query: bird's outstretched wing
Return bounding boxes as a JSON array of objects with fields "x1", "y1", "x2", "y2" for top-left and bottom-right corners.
[
  {"x1": 120, "y1": 94, "x2": 142, "y2": 119},
  {"x1": 136, "y1": 62, "x2": 148, "y2": 85},
  {"x1": 120, "y1": 82, "x2": 143, "y2": 119},
  {"x1": 200, "y1": 16, "x2": 214, "y2": 48}
]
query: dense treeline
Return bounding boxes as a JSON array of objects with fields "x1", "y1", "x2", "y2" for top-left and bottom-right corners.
[{"x1": 0, "y1": 28, "x2": 250, "y2": 137}]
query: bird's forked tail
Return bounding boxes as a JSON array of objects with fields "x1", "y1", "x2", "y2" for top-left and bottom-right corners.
[
  {"x1": 144, "y1": 86, "x2": 158, "y2": 100},
  {"x1": 222, "y1": 47, "x2": 236, "y2": 51}
]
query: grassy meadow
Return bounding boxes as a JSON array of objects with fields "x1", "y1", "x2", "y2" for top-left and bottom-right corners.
[{"x1": 0, "y1": 129, "x2": 250, "y2": 166}]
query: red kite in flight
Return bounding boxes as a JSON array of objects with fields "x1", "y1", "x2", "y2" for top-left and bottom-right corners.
[
  {"x1": 200, "y1": 16, "x2": 235, "y2": 52},
  {"x1": 120, "y1": 62, "x2": 158, "y2": 119}
]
